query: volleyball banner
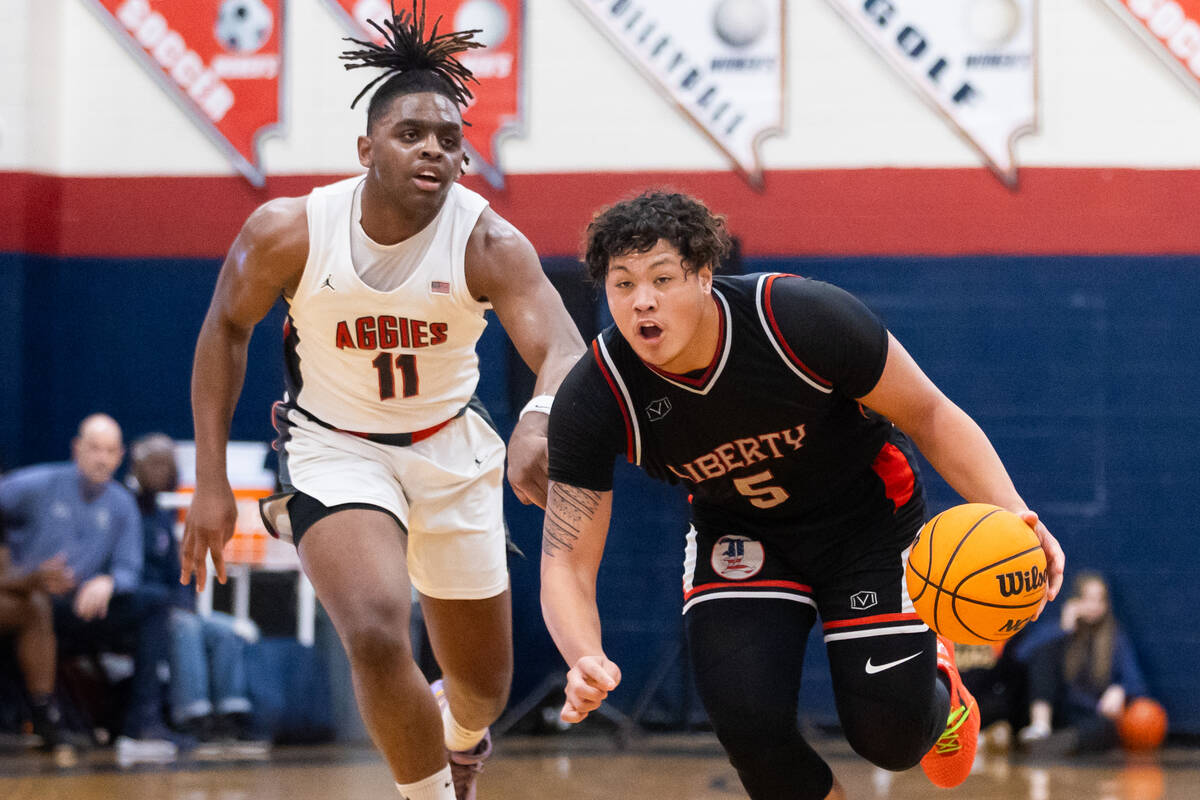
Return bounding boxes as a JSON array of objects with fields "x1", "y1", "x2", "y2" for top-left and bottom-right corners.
[
  {"x1": 324, "y1": 0, "x2": 525, "y2": 189},
  {"x1": 1102, "y1": 0, "x2": 1200, "y2": 98},
  {"x1": 85, "y1": 0, "x2": 285, "y2": 186},
  {"x1": 572, "y1": 0, "x2": 785, "y2": 189},
  {"x1": 827, "y1": 0, "x2": 1038, "y2": 188}
]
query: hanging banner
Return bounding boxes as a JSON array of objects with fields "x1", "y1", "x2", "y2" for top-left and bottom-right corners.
[
  {"x1": 1102, "y1": 1, "x2": 1200, "y2": 98},
  {"x1": 323, "y1": 0, "x2": 524, "y2": 189},
  {"x1": 85, "y1": 0, "x2": 285, "y2": 186},
  {"x1": 573, "y1": 0, "x2": 785, "y2": 190},
  {"x1": 828, "y1": 0, "x2": 1038, "y2": 188}
]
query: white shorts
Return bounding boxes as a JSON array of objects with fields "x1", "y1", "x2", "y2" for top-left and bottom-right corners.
[{"x1": 266, "y1": 405, "x2": 509, "y2": 600}]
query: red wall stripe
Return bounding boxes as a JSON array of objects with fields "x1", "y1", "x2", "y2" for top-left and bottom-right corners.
[{"x1": 3, "y1": 168, "x2": 1199, "y2": 259}]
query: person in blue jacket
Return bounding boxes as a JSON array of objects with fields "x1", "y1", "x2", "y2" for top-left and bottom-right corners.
[
  {"x1": 1017, "y1": 570, "x2": 1149, "y2": 753},
  {"x1": 130, "y1": 433, "x2": 258, "y2": 744},
  {"x1": 0, "y1": 414, "x2": 175, "y2": 759}
]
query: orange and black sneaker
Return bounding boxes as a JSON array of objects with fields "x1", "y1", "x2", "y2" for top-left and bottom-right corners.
[{"x1": 921, "y1": 634, "x2": 980, "y2": 789}]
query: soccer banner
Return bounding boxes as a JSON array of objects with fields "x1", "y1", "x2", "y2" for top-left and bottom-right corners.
[
  {"x1": 827, "y1": 0, "x2": 1038, "y2": 188},
  {"x1": 324, "y1": 0, "x2": 525, "y2": 189},
  {"x1": 85, "y1": 0, "x2": 285, "y2": 186},
  {"x1": 573, "y1": 0, "x2": 785, "y2": 189},
  {"x1": 1102, "y1": 0, "x2": 1200, "y2": 98}
]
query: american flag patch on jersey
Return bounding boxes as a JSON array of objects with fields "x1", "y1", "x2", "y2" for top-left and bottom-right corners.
[{"x1": 430, "y1": 280, "x2": 450, "y2": 294}]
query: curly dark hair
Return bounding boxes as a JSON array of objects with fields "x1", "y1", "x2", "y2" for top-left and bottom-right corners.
[{"x1": 584, "y1": 192, "x2": 732, "y2": 284}]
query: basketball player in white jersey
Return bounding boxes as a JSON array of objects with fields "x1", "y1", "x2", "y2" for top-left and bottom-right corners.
[{"x1": 182, "y1": 6, "x2": 584, "y2": 800}]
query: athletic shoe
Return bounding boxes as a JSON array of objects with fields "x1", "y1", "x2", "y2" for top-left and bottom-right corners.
[
  {"x1": 115, "y1": 733, "x2": 178, "y2": 767},
  {"x1": 432, "y1": 679, "x2": 493, "y2": 800},
  {"x1": 920, "y1": 634, "x2": 980, "y2": 788},
  {"x1": 30, "y1": 700, "x2": 91, "y2": 756}
]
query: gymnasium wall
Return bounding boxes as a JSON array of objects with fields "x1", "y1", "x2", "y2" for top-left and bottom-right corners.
[
  {"x1": 3, "y1": 0, "x2": 1200, "y2": 733},
  {"x1": 6, "y1": 1, "x2": 1200, "y2": 175}
]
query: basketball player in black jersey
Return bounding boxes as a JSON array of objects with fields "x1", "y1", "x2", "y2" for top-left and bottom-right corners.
[{"x1": 542, "y1": 192, "x2": 1065, "y2": 799}]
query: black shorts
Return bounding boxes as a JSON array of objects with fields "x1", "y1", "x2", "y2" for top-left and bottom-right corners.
[
  {"x1": 682, "y1": 491, "x2": 927, "y2": 641},
  {"x1": 283, "y1": 491, "x2": 404, "y2": 548}
]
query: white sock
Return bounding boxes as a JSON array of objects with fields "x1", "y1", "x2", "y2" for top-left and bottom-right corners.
[
  {"x1": 441, "y1": 702, "x2": 487, "y2": 752},
  {"x1": 396, "y1": 765, "x2": 455, "y2": 800}
]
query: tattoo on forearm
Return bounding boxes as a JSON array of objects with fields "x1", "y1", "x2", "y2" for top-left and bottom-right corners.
[{"x1": 543, "y1": 484, "x2": 601, "y2": 556}]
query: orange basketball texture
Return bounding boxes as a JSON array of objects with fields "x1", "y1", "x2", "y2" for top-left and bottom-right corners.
[
  {"x1": 905, "y1": 504, "x2": 1047, "y2": 645},
  {"x1": 1118, "y1": 698, "x2": 1168, "y2": 752}
]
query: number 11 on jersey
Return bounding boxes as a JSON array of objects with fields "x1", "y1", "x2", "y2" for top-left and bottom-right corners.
[{"x1": 371, "y1": 353, "x2": 419, "y2": 400}]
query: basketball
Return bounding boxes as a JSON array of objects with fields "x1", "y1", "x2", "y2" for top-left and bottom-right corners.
[
  {"x1": 1118, "y1": 698, "x2": 1168, "y2": 752},
  {"x1": 905, "y1": 503, "x2": 1047, "y2": 645}
]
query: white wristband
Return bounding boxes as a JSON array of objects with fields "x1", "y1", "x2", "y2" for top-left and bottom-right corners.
[{"x1": 519, "y1": 394, "x2": 554, "y2": 419}]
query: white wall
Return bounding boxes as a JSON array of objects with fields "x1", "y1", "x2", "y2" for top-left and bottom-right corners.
[
  {"x1": 2, "y1": 0, "x2": 1198, "y2": 177},
  {"x1": 1, "y1": 2, "x2": 65, "y2": 172}
]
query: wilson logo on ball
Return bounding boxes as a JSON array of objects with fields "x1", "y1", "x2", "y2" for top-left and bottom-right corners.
[{"x1": 994, "y1": 564, "x2": 1046, "y2": 597}]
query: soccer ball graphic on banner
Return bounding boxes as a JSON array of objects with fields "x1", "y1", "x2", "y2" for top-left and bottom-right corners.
[
  {"x1": 713, "y1": 0, "x2": 768, "y2": 48},
  {"x1": 215, "y1": 0, "x2": 274, "y2": 53}
]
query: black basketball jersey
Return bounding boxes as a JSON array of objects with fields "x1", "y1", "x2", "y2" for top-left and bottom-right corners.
[{"x1": 549, "y1": 273, "x2": 920, "y2": 538}]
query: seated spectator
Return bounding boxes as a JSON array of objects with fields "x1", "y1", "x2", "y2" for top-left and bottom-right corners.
[
  {"x1": 129, "y1": 433, "x2": 261, "y2": 745},
  {"x1": 1017, "y1": 571, "x2": 1148, "y2": 754},
  {"x1": 0, "y1": 548, "x2": 75, "y2": 749},
  {"x1": 957, "y1": 627, "x2": 1034, "y2": 752},
  {"x1": 0, "y1": 414, "x2": 176, "y2": 761}
]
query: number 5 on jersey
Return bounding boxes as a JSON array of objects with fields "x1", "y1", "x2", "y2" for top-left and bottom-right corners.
[
  {"x1": 733, "y1": 469, "x2": 790, "y2": 509},
  {"x1": 372, "y1": 353, "x2": 419, "y2": 400}
]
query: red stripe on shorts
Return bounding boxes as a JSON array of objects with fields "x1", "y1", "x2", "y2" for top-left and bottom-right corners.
[
  {"x1": 684, "y1": 579, "x2": 813, "y2": 600},
  {"x1": 822, "y1": 612, "x2": 924, "y2": 630}
]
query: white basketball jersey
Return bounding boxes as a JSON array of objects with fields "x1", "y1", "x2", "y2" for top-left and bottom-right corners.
[{"x1": 282, "y1": 176, "x2": 490, "y2": 433}]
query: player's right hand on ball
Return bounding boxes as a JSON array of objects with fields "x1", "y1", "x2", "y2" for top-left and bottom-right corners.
[
  {"x1": 181, "y1": 483, "x2": 238, "y2": 592},
  {"x1": 562, "y1": 655, "x2": 621, "y2": 724}
]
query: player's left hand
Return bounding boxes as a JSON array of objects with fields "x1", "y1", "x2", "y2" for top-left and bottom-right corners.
[
  {"x1": 507, "y1": 411, "x2": 549, "y2": 509},
  {"x1": 1018, "y1": 509, "x2": 1064, "y2": 619},
  {"x1": 562, "y1": 654, "x2": 622, "y2": 724}
]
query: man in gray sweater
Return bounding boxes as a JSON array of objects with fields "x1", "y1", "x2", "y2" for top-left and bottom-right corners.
[{"x1": 0, "y1": 414, "x2": 175, "y2": 759}]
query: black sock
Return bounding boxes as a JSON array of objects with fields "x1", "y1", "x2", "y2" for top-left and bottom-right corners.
[
  {"x1": 31, "y1": 697, "x2": 60, "y2": 724},
  {"x1": 30, "y1": 697, "x2": 63, "y2": 747}
]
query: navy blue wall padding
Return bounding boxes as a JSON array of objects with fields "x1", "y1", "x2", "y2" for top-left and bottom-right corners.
[
  {"x1": 1, "y1": 253, "x2": 285, "y2": 468},
  {"x1": 244, "y1": 637, "x2": 334, "y2": 743},
  {"x1": 0, "y1": 254, "x2": 28, "y2": 472},
  {"x1": 2, "y1": 251, "x2": 1198, "y2": 734}
]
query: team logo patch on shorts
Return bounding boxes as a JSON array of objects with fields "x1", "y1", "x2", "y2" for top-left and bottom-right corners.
[
  {"x1": 710, "y1": 535, "x2": 765, "y2": 580},
  {"x1": 851, "y1": 590, "x2": 878, "y2": 611}
]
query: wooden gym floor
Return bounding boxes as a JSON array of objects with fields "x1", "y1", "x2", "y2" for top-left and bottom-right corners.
[{"x1": 1, "y1": 732, "x2": 1196, "y2": 799}]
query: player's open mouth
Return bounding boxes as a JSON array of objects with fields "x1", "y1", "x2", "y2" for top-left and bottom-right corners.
[
  {"x1": 637, "y1": 322, "x2": 663, "y2": 341},
  {"x1": 413, "y1": 171, "x2": 442, "y2": 189}
]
